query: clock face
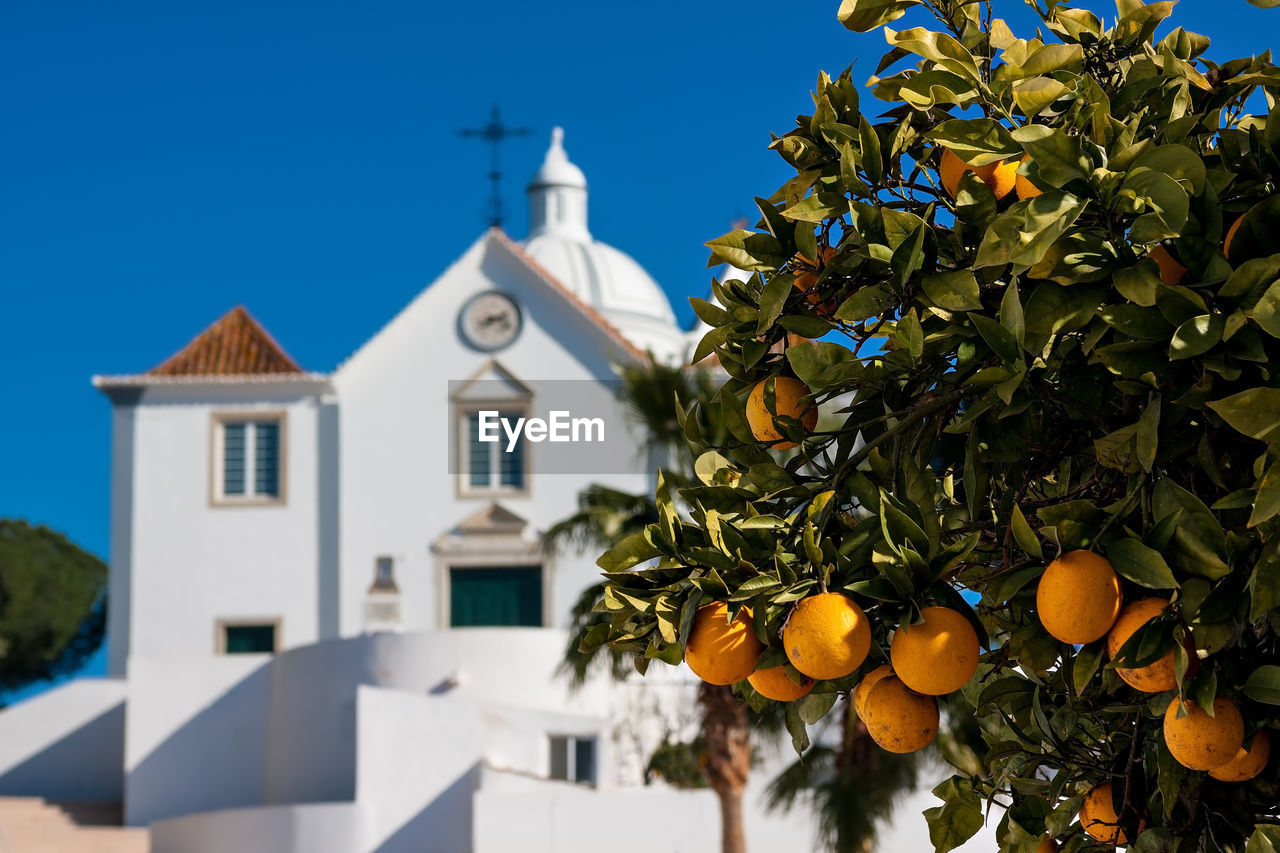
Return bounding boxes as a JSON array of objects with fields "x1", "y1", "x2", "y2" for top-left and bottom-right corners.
[{"x1": 459, "y1": 291, "x2": 523, "y2": 352}]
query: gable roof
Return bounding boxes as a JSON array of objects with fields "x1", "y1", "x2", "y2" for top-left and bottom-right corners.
[
  {"x1": 489, "y1": 229, "x2": 645, "y2": 363},
  {"x1": 148, "y1": 305, "x2": 304, "y2": 376}
]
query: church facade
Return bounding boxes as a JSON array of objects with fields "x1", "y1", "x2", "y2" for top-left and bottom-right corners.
[{"x1": 0, "y1": 130, "x2": 821, "y2": 852}]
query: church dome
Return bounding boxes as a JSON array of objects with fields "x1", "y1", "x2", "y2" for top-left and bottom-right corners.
[{"x1": 522, "y1": 128, "x2": 685, "y2": 363}]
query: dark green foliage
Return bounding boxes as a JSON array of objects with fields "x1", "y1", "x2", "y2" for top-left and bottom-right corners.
[
  {"x1": 595, "y1": 1, "x2": 1280, "y2": 850},
  {"x1": 0, "y1": 519, "x2": 107, "y2": 695}
]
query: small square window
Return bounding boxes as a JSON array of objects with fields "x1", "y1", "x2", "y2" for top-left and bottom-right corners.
[
  {"x1": 213, "y1": 414, "x2": 286, "y2": 504},
  {"x1": 219, "y1": 621, "x2": 278, "y2": 654},
  {"x1": 372, "y1": 556, "x2": 397, "y2": 591},
  {"x1": 459, "y1": 407, "x2": 527, "y2": 494},
  {"x1": 549, "y1": 734, "x2": 596, "y2": 785}
]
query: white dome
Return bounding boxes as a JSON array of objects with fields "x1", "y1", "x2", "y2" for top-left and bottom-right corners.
[{"x1": 522, "y1": 128, "x2": 685, "y2": 363}]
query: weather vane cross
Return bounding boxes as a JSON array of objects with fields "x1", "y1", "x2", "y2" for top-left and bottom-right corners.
[{"x1": 458, "y1": 104, "x2": 532, "y2": 230}]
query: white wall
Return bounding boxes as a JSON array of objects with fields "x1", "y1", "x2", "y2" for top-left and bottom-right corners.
[
  {"x1": 107, "y1": 402, "x2": 136, "y2": 677},
  {"x1": 127, "y1": 382, "x2": 325, "y2": 661},
  {"x1": 333, "y1": 233, "x2": 653, "y2": 640},
  {"x1": 125, "y1": 655, "x2": 270, "y2": 826},
  {"x1": 0, "y1": 679, "x2": 126, "y2": 801},
  {"x1": 355, "y1": 684, "x2": 612, "y2": 853},
  {"x1": 149, "y1": 802, "x2": 371, "y2": 853}
]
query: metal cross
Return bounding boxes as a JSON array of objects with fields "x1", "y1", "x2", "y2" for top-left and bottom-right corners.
[{"x1": 458, "y1": 104, "x2": 532, "y2": 230}]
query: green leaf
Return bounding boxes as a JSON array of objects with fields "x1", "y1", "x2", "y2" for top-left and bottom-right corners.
[
  {"x1": 1244, "y1": 666, "x2": 1280, "y2": 705},
  {"x1": 706, "y1": 229, "x2": 789, "y2": 272},
  {"x1": 924, "y1": 777, "x2": 984, "y2": 853},
  {"x1": 974, "y1": 192, "x2": 1088, "y2": 270},
  {"x1": 597, "y1": 532, "x2": 660, "y2": 571},
  {"x1": 1011, "y1": 125, "x2": 1089, "y2": 186},
  {"x1": 1010, "y1": 504, "x2": 1043, "y2": 560},
  {"x1": 782, "y1": 193, "x2": 850, "y2": 223},
  {"x1": 1208, "y1": 388, "x2": 1280, "y2": 441},
  {"x1": 1169, "y1": 314, "x2": 1225, "y2": 360},
  {"x1": 921, "y1": 270, "x2": 982, "y2": 312},
  {"x1": 837, "y1": 0, "x2": 919, "y2": 32},
  {"x1": 1108, "y1": 537, "x2": 1179, "y2": 589},
  {"x1": 1246, "y1": 826, "x2": 1280, "y2": 853},
  {"x1": 927, "y1": 118, "x2": 1021, "y2": 165},
  {"x1": 970, "y1": 313, "x2": 1020, "y2": 363}
]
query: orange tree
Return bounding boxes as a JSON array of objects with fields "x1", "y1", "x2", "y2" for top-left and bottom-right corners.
[{"x1": 589, "y1": 1, "x2": 1280, "y2": 851}]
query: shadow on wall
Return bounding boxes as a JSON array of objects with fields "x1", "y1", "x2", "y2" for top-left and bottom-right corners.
[
  {"x1": 0, "y1": 702, "x2": 124, "y2": 802},
  {"x1": 372, "y1": 762, "x2": 481, "y2": 853},
  {"x1": 127, "y1": 666, "x2": 271, "y2": 826}
]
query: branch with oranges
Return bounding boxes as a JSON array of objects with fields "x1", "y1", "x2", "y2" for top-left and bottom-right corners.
[{"x1": 590, "y1": 1, "x2": 1280, "y2": 850}]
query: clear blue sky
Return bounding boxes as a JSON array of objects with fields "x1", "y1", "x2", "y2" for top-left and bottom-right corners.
[{"x1": 2, "y1": 1, "x2": 1277, "y2": 696}]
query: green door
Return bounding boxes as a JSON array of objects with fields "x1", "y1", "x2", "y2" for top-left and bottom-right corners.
[{"x1": 450, "y1": 567, "x2": 543, "y2": 627}]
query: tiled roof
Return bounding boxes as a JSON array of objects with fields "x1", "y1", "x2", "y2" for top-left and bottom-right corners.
[{"x1": 148, "y1": 306, "x2": 304, "y2": 376}]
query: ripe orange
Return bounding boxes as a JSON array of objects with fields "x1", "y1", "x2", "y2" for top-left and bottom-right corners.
[
  {"x1": 1014, "y1": 155, "x2": 1043, "y2": 200},
  {"x1": 684, "y1": 602, "x2": 763, "y2": 686},
  {"x1": 853, "y1": 664, "x2": 894, "y2": 718},
  {"x1": 1208, "y1": 729, "x2": 1271, "y2": 782},
  {"x1": 1164, "y1": 696, "x2": 1245, "y2": 770},
  {"x1": 1106, "y1": 598, "x2": 1177, "y2": 693},
  {"x1": 747, "y1": 665, "x2": 815, "y2": 702},
  {"x1": 938, "y1": 148, "x2": 1018, "y2": 200},
  {"x1": 861, "y1": 674, "x2": 939, "y2": 753},
  {"x1": 782, "y1": 592, "x2": 871, "y2": 681},
  {"x1": 1149, "y1": 244, "x2": 1187, "y2": 285},
  {"x1": 791, "y1": 246, "x2": 839, "y2": 317},
  {"x1": 1036, "y1": 837, "x2": 1057, "y2": 853},
  {"x1": 1036, "y1": 550, "x2": 1122, "y2": 644},
  {"x1": 1079, "y1": 782, "x2": 1132, "y2": 845},
  {"x1": 745, "y1": 377, "x2": 818, "y2": 450},
  {"x1": 889, "y1": 606, "x2": 980, "y2": 695}
]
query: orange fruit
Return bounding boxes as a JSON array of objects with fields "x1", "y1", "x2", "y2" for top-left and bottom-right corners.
[
  {"x1": 889, "y1": 606, "x2": 981, "y2": 695},
  {"x1": 939, "y1": 148, "x2": 1018, "y2": 200},
  {"x1": 862, "y1": 675, "x2": 939, "y2": 753},
  {"x1": 684, "y1": 602, "x2": 763, "y2": 686},
  {"x1": 1164, "y1": 696, "x2": 1245, "y2": 770},
  {"x1": 1149, "y1": 244, "x2": 1187, "y2": 285},
  {"x1": 1036, "y1": 550, "x2": 1122, "y2": 644},
  {"x1": 745, "y1": 377, "x2": 818, "y2": 450},
  {"x1": 1208, "y1": 729, "x2": 1271, "y2": 782},
  {"x1": 1036, "y1": 837, "x2": 1057, "y2": 853},
  {"x1": 791, "y1": 246, "x2": 839, "y2": 317},
  {"x1": 747, "y1": 665, "x2": 815, "y2": 702},
  {"x1": 853, "y1": 664, "x2": 894, "y2": 718},
  {"x1": 1106, "y1": 598, "x2": 1178, "y2": 693},
  {"x1": 782, "y1": 592, "x2": 871, "y2": 680},
  {"x1": 1014, "y1": 155, "x2": 1043, "y2": 200},
  {"x1": 1079, "y1": 782, "x2": 1132, "y2": 845},
  {"x1": 1224, "y1": 216, "x2": 1244, "y2": 259}
]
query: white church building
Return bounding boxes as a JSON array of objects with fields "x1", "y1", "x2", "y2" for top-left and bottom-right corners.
[{"x1": 0, "y1": 129, "x2": 824, "y2": 853}]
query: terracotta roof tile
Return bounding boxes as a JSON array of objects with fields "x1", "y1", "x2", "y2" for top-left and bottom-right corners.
[{"x1": 148, "y1": 305, "x2": 304, "y2": 376}]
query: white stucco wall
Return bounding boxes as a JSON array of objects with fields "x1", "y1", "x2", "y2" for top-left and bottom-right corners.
[
  {"x1": 0, "y1": 679, "x2": 126, "y2": 801},
  {"x1": 107, "y1": 402, "x2": 136, "y2": 677},
  {"x1": 149, "y1": 802, "x2": 371, "y2": 853},
  {"x1": 333, "y1": 233, "x2": 654, "y2": 640},
  {"x1": 125, "y1": 654, "x2": 270, "y2": 826},
  {"x1": 126, "y1": 382, "x2": 326, "y2": 661}
]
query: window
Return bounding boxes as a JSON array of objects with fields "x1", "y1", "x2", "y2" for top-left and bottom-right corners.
[
  {"x1": 213, "y1": 414, "x2": 285, "y2": 504},
  {"x1": 372, "y1": 556, "x2": 396, "y2": 591},
  {"x1": 218, "y1": 620, "x2": 279, "y2": 654},
  {"x1": 449, "y1": 566, "x2": 542, "y2": 627},
  {"x1": 549, "y1": 735, "x2": 596, "y2": 785},
  {"x1": 461, "y1": 408, "x2": 527, "y2": 493}
]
